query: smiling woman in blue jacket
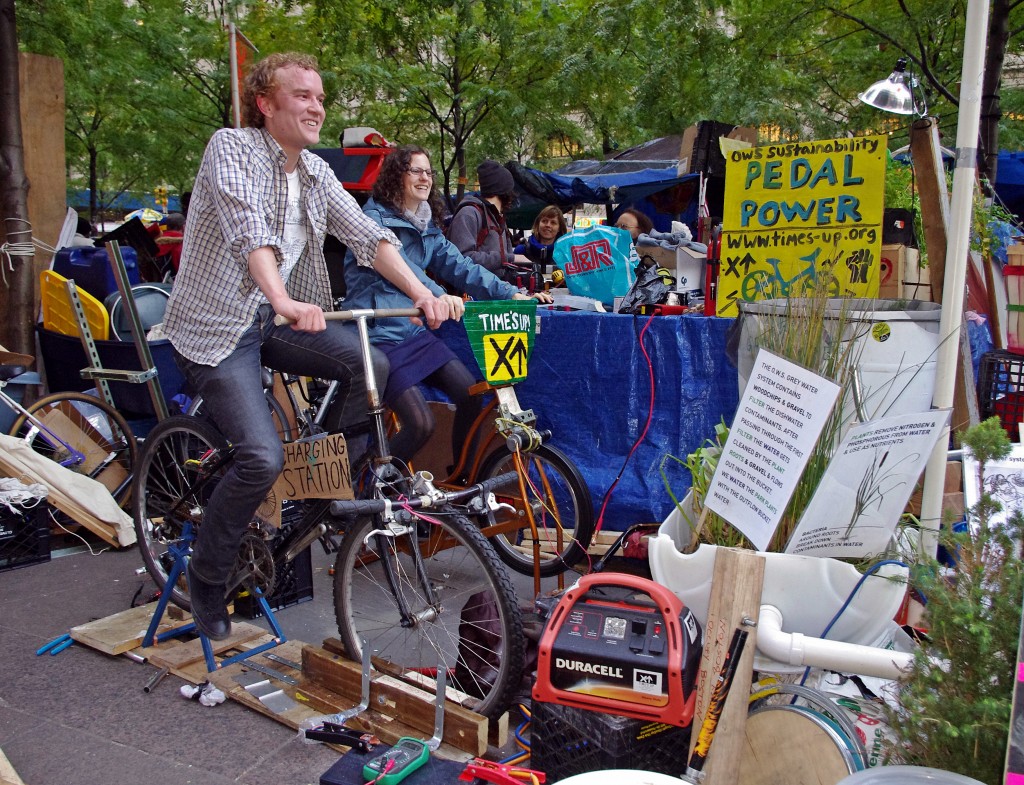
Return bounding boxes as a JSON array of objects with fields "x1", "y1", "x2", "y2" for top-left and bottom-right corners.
[{"x1": 344, "y1": 144, "x2": 551, "y2": 465}]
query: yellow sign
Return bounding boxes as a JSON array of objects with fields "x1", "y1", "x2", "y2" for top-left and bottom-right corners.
[
  {"x1": 483, "y1": 332, "x2": 531, "y2": 383},
  {"x1": 717, "y1": 135, "x2": 888, "y2": 317},
  {"x1": 273, "y1": 431, "x2": 353, "y2": 501}
]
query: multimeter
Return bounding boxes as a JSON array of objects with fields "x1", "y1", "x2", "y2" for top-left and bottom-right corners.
[{"x1": 362, "y1": 737, "x2": 430, "y2": 785}]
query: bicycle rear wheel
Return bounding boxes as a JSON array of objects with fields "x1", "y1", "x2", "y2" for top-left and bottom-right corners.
[
  {"x1": 477, "y1": 444, "x2": 594, "y2": 577},
  {"x1": 8, "y1": 391, "x2": 138, "y2": 508},
  {"x1": 132, "y1": 415, "x2": 231, "y2": 609},
  {"x1": 333, "y1": 505, "x2": 526, "y2": 719}
]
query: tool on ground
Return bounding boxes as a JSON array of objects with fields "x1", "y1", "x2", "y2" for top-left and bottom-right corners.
[
  {"x1": 143, "y1": 666, "x2": 169, "y2": 693},
  {"x1": 533, "y1": 573, "x2": 703, "y2": 727},
  {"x1": 458, "y1": 759, "x2": 547, "y2": 785},
  {"x1": 361, "y1": 657, "x2": 447, "y2": 784},
  {"x1": 682, "y1": 627, "x2": 748, "y2": 782},
  {"x1": 36, "y1": 633, "x2": 73, "y2": 656}
]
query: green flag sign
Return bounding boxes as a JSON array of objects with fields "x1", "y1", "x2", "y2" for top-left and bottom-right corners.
[{"x1": 463, "y1": 300, "x2": 537, "y2": 385}]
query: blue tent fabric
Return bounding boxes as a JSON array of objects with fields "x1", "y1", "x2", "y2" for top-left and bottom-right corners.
[
  {"x1": 435, "y1": 309, "x2": 738, "y2": 528},
  {"x1": 995, "y1": 150, "x2": 1024, "y2": 221},
  {"x1": 525, "y1": 166, "x2": 700, "y2": 209}
]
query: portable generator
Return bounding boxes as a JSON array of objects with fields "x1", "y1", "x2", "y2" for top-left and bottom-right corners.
[{"x1": 533, "y1": 573, "x2": 703, "y2": 728}]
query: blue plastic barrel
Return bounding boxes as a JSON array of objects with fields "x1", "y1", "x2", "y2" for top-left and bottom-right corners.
[{"x1": 52, "y1": 246, "x2": 140, "y2": 303}]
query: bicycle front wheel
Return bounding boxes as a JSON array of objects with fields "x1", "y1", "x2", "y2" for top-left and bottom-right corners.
[
  {"x1": 132, "y1": 415, "x2": 231, "y2": 609},
  {"x1": 9, "y1": 391, "x2": 138, "y2": 508},
  {"x1": 333, "y1": 505, "x2": 526, "y2": 719},
  {"x1": 477, "y1": 444, "x2": 594, "y2": 577}
]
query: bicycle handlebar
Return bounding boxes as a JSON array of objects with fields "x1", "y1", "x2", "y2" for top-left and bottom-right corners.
[
  {"x1": 274, "y1": 308, "x2": 424, "y2": 327},
  {"x1": 329, "y1": 470, "x2": 519, "y2": 518}
]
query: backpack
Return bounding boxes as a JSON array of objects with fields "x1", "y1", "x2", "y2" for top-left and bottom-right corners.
[{"x1": 448, "y1": 201, "x2": 538, "y2": 289}]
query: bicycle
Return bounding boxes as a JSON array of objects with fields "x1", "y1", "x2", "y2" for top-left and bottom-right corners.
[
  {"x1": 2, "y1": 349, "x2": 137, "y2": 507},
  {"x1": 740, "y1": 246, "x2": 842, "y2": 301},
  {"x1": 131, "y1": 308, "x2": 527, "y2": 719},
  {"x1": 265, "y1": 314, "x2": 595, "y2": 580}
]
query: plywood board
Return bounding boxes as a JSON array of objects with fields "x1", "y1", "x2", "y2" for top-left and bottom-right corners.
[
  {"x1": 143, "y1": 621, "x2": 266, "y2": 671},
  {"x1": 69, "y1": 602, "x2": 192, "y2": 655}
]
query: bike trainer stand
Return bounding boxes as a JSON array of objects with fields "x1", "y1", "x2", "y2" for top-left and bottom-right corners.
[{"x1": 141, "y1": 523, "x2": 287, "y2": 673}]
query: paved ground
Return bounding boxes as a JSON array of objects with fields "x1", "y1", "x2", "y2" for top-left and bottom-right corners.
[{"x1": 0, "y1": 529, "x2": 576, "y2": 785}]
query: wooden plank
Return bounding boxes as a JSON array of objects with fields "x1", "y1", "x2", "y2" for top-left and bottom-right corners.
[
  {"x1": 688, "y1": 547, "x2": 764, "y2": 785},
  {"x1": 70, "y1": 602, "x2": 192, "y2": 655},
  {"x1": 144, "y1": 621, "x2": 267, "y2": 671},
  {"x1": 303, "y1": 646, "x2": 488, "y2": 756},
  {"x1": 0, "y1": 746, "x2": 25, "y2": 785},
  {"x1": 909, "y1": 117, "x2": 949, "y2": 304}
]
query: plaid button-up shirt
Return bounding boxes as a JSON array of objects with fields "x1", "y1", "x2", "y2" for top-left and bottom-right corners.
[{"x1": 163, "y1": 127, "x2": 399, "y2": 366}]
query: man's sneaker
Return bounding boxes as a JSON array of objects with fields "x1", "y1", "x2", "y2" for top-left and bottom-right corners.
[{"x1": 186, "y1": 562, "x2": 231, "y2": 641}]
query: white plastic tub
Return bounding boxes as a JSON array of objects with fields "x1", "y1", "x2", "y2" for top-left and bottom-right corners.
[{"x1": 648, "y1": 494, "x2": 909, "y2": 673}]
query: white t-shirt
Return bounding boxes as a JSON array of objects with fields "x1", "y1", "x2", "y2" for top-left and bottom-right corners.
[{"x1": 278, "y1": 167, "x2": 307, "y2": 285}]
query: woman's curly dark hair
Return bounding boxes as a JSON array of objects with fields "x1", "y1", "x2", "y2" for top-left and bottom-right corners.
[{"x1": 372, "y1": 145, "x2": 445, "y2": 226}]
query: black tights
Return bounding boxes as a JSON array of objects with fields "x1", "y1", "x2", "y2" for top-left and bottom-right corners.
[{"x1": 388, "y1": 359, "x2": 481, "y2": 466}]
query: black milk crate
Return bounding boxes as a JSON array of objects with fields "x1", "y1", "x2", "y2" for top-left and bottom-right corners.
[
  {"x1": 530, "y1": 699, "x2": 691, "y2": 780},
  {"x1": 0, "y1": 502, "x2": 51, "y2": 572},
  {"x1": 235, "y1": 502, "x2": 314, "y2": 618},
  {"x1": 978, "y1": 350, "x2": 1024, "y2": 442}
]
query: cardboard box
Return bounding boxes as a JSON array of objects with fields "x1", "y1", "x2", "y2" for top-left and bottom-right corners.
[
  {"x1": 880, "y1": 244, "x2": 930, "y2": 301},
  {"x1": 676, "y1": 246, "x2": 706, "y2": 292},
  {"x1": 906, "y1": 460, "x2": 963, "y2": 517},
  {"x1": 678, "y1": 121, "x2": 758, "y2": 176},
  {"x1": 635, "y1": 244, "x2": 676, "y2": 270}
]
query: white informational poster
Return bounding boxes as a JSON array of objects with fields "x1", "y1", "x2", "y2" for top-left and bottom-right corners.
[
  {"x1": 785, "y1": 410, "x2": 950, "y2": 558},
  {"x1": 963, "y1": 443, "x2": 1024, "y2": 533},
  {"x1": 705, "y1": 350, "x2": 841, "y2": 551}
]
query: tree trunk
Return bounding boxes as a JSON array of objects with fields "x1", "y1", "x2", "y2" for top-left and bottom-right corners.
[
  {"x1": 979, "y1": 0, "x2": 1009, "y2": 183},
  {"x1": 0, "y1": 0, "x2": 35, "y2": 355}
]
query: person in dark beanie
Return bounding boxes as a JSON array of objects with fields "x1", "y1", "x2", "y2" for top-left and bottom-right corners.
[{"x1": 448, "y1": 159, "x2": 536, "y2": 287}]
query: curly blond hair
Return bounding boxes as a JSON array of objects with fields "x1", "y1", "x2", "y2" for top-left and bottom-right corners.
[{"x1": 242, "y1": 52, "x2": 319, "y2": 129}]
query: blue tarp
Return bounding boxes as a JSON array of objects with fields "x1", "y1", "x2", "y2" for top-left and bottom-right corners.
[
  {"x1": 437, "y1": 309, "x2": 738, "y2": 529},
  {"x1": 995, "y1": 150, "x2": 1024, "y2": 221}
]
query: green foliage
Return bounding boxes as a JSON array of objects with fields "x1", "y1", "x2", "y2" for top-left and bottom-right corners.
[{"x1": 883, "y1": 418, "x2": 1022, "y2": 784}]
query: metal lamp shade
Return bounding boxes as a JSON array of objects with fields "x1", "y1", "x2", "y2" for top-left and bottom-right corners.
[{"x1": 858, "y1": 59, "x2": 916, "y2": 115}]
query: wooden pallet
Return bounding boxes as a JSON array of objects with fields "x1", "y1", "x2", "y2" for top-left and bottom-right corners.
[{"x1": 69, "y1": 604, "x2": 498, "y2": 758}]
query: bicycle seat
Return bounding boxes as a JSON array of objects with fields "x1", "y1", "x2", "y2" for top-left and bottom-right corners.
[{"x1": 0, "y1": 349, "x2": 34, "y2": 381}]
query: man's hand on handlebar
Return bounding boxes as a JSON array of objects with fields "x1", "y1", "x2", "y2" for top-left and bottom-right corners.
[{"x1": 276, "y1": 298, "x2": 327, "y2": 332}]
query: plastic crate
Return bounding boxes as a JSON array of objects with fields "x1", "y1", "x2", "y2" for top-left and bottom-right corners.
[
  {"x1": 530, "y1": 700, "x2": 691, "y2": 780},
  {"x1": 234, "y1": 504, "x2": 314, "y2": 618},
  {"x1": 0, "y1": 503, "x2": 51, "y2": 572},
  {"x1": 978, "y1": 350, "x2": 1024, "y2": 442}
]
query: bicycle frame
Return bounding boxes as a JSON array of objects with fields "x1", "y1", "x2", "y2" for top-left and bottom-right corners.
[{"x1": 2, "y1": 381, "x2": 94, "y2": 472}]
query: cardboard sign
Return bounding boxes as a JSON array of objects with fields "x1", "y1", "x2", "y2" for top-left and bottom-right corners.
[
  {"x1": 717, "y1": 135, "x2": 888, "y2": 317},
  {"x1": 273, "y1": 431, "x2": 353, "y2": 501},
  {"x1": 463, "y1": 300, "x2": 537, "y2": 385},
  {"x1": 786, "y1": 410, "x2": 949, "y2": 558},
  {"x1": 705, "y1": 350, "x2": 841, "y2": 551}
]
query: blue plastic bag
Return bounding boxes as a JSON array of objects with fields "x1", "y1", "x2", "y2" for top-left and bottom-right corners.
[{"x1": 553, "y1": 226, "x2": 638, "y2": 306}]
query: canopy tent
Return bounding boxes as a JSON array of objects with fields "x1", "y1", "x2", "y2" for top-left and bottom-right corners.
[{"x1": 505, "y1": 151, "x2": 702, "y2": 231}]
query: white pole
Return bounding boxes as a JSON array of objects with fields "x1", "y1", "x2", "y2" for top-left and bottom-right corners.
[
  {"x1": 919, "y1": 0, "x2": 990, "y2": 557},
  {"x1": 229, "y1": 22, "x2": 241, "y2": 129}
]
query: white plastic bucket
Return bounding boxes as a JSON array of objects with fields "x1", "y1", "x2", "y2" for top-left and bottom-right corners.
[{"x1": 735, "y1": 298, "x2": 942, "y2": 426}]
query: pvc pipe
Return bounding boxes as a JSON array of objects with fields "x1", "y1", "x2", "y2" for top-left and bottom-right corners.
[
  {"x1": 756, "y1": 605, "x2": 914, "y2": 679},
  {"x1": 918, "y1": 0, "x2": 990, "y2": 558}
]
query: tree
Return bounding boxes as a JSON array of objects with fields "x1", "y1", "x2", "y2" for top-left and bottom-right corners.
[
  {"x1": 0, "y1": 0, "x2": 33, "y2": 355},
  {"x1": 311, "y1": 0, "x2": 565, "y2": 199}
]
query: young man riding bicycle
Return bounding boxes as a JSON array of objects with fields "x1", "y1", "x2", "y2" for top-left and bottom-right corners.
[{"x1": 161, "y1": 52, "x2": 452, "y2": 641}]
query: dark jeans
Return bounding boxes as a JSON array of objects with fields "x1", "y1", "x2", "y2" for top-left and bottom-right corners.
[{"x1": 175, "y1": 304, "x2": 389, "y2": 586}]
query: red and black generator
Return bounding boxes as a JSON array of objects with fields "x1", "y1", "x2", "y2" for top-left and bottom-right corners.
[{"x1": 533, "y1": 573, "x2": 703, "y2": 729}]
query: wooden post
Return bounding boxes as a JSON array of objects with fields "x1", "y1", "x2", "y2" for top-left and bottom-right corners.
[
  {"x1": 909, "y1": 117, "x2": 949, "y2": 305},
  {"x1": 687, "y1": 547, "x2": 765, "y2": 785}
]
